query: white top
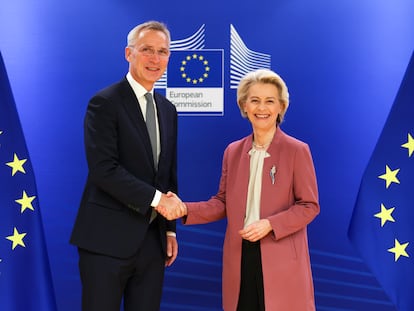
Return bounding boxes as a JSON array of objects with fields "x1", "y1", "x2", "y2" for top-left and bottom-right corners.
[{"x1": 244, "y1": 147, "x2": 270, "y2": 227}]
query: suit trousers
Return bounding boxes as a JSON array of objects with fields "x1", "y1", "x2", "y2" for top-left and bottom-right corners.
[
  {"x1": 237, "y1": 239, "x2": 265, "y2": 311},
  {"x1": 78, "y1": 218, "x2": 165, "y2": 311}
]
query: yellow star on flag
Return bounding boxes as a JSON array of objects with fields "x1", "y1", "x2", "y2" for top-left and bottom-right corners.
[
  {"x1": 388, "y1": 239, "x2": 409, "y2": 262},
  {"x1": 401, "y1": 133, "x2": 414, "y2": 157},
  {"x1": 15, "y1": 190, "x2": 36, "y2": 213},
  {"x1": 374, "y1": 203, "x2": 395, "y2": 227},
  {"x1": 6, "y1": 153, "x2": 27, "y2": 176},
  {"x1": 378, "y1": 165, "x2": 400, "y2": 188},
  {"x1": 6, "y1": 227, "x2": 27, "y2": 250}
]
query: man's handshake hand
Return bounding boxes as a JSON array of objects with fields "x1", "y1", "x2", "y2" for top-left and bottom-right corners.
[{"x1": 155, "y1": 192, "x2": 187, "y2": 220}]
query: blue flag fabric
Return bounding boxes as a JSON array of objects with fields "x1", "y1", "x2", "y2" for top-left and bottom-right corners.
[
  {"x1": 348, "y1": 52, "x2": 414, "y2": 311},
  {"x1": 167, "y1": 50, "x2": 223, "y2": 88},
  {"x1": 0, "y1": 52, "x2": 57, "y2": 310}
]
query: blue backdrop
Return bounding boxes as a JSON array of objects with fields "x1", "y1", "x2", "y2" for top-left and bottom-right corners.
[{"x1": 1, "y1": 0, "x2": 413, "y2": 310}]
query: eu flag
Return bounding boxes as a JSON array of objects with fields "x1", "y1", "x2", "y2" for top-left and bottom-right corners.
[
  {"x1": 167, "y1": 50, "x2": 223, "y2": 88},
  {"x1": 348, "y1": 52, "x2": 414, "y2": 310},
  {"x1": 0, "y1": 52, "x2": 57, "y2": 310}
]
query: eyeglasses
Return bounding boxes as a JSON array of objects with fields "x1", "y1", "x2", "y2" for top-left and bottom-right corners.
[{"x1": 130, "y1": 45, "x2": 170, "y2": 59}]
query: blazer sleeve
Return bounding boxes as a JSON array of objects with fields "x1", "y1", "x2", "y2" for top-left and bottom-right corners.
[
  {"x1": 269, "y1": 142, "x2": 320, "y2": 240},
  {"x1": 183, "y1": 147, "x2": 228, "y2": 224}
]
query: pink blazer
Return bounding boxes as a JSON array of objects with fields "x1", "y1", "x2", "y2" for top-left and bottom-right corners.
[{"x1": 184, "y1": 128, "x2": 320, "y2": 311}]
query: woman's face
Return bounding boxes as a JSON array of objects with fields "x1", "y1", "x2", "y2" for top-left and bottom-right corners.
[{"x1": 243, "y1": 82, "x2": 282, "y2": 132}]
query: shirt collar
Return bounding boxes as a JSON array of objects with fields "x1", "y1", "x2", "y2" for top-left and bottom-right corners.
[{"x1": 126, "y1": 72, "x2": 153, "y2": 99}]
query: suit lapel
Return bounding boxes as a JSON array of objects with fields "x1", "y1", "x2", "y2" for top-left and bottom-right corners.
[
  {"x1": 119, "y1": 79, "x2": 155, "y2": 168},
  {"x1": 263, "y1": 128, "x2": 282, "y2": 189},
  {"x1": 154, "y1": 92, "x2": 169, "y2": 166},
  {"x1": 237, "y1": 136, "x2": 253, "y2": 225}
]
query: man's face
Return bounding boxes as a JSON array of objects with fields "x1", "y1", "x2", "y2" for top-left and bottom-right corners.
[{"x1": 125, "y1": 29, "x2": 170, "y2": 90}]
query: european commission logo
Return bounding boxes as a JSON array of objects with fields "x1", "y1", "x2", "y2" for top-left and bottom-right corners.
[
  {"x1": 156, "y1": 24, "x2": 271, "y2": 116},
  {"x1": 166, "y1": 50, "x2": 223, "y2": 115}
]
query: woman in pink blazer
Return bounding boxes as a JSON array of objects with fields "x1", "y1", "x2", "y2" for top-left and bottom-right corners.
[{"x1": 159, "y1": 69, "x2": 320, "y2": 310}]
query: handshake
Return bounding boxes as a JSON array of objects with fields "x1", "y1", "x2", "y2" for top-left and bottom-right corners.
[{"x1": 155, "y1": 191, "x2": 187, "y2": 220}]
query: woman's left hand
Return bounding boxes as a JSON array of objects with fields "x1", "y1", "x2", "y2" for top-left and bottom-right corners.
[{"x1": 239, "y1": 219, "x2": 272, "y2": 242}]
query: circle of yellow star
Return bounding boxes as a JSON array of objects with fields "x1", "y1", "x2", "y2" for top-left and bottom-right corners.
[
  {"x1": 378, "y1": 165, "x2": 400, "y2": 189},
  {"x1": 388, "y1": 239, "x2": 409, "y2": 262},
  {"x1": 401, "y1": 133, "x2": 414, "y2": 157},
  {"x1": 374, "y1": 203, "x2": 395, "y2": 227},
  {"x1": 15, "y1": 190, "x2": 36, "y2": 213},
  {"x1": 6, "y1": 227, "x2": 27, "y2": 250},
  {"x1": 6, "y1": 153, "x2": 27, "y2": 176},
  {"x1": 180, "y1": 53, "x2": 210, "y2": 85}
]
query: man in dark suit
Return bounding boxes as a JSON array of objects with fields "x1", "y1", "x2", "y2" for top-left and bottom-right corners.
[{"x1": 70, "y1": 21, "x2": 184, "y2": 311}]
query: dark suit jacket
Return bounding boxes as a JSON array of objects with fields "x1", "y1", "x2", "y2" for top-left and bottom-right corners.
[{"x1": 70, "y1": 78, "x2": 177, "y2": 259}]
